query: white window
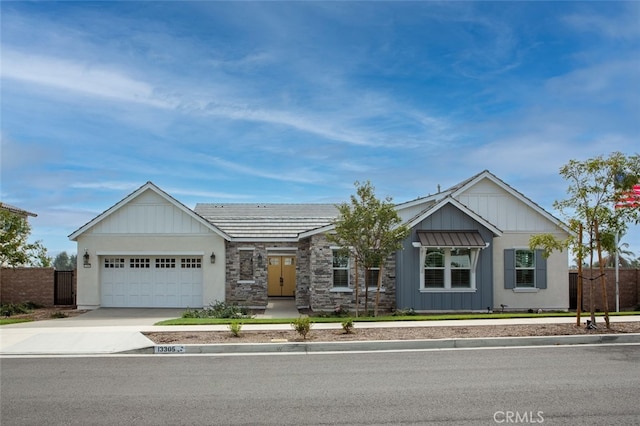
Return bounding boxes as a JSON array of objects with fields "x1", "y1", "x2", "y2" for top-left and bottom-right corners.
[
  {"x1": 420, "y1": 247, "x2": 478, "y2": 292},
  {"x1": 332, "y1": 249, "x2": 349, "y2": 288},
  {"x1": 366, "y1": 267, "x2": 380, "y2": 288},
  {"x1": 515, "y1": 249, "x2": 535, "y2": 288}
]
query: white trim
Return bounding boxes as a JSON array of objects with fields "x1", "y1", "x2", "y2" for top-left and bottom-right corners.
[
  {"x1": 231, "y1": 237, "x2": 300, "y2": 243},
  {"x1": 330, "y1": 287, "x2": 353, "y2": 293},
  {"x1": 96, "y1": 251, "x2": 205, "y2": 256},
  {"x1": 266, "y1": 247, "x2": 298, "y2": 252},
  {"x1": 419, "y1": 247, "x2": 478, "y2": 291},
  {"x1": 513, "y1": 288, "x2": 540, "y2": 293},
  {"x1": 237, "y1": 280, "x2": 256, "y2": 284}
]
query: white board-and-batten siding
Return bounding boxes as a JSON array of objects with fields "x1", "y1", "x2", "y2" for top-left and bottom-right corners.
[
  {"x1": 86, "y1": 190, "x2": 211, "y2": 235},
  {"x1": 455, "y1": 180, "x2": 557, "y2": 233}
]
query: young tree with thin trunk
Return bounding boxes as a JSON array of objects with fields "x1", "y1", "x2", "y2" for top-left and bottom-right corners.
[
  {"x1": 529, "y1": 152, "x2": 640, "y2": 328},
  {"x1": 328, "y1": 181, "x2": 409, "y2": 317}
]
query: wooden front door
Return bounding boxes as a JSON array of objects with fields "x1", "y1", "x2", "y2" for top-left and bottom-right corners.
[{"x1": 267, "y1": 256, "x2": 296, "y2": 297}]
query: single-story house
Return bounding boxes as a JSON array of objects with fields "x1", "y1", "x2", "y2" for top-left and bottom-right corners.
[{"x1": 69, "y1": 170, "x2": 570, "y2": 312}]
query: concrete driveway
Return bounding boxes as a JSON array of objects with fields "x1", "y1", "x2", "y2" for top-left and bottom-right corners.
[
  {"x1": 0, "y1": 308, "x2": 186, "y2": 355},
  {"x1": 4, "y1": 308, "x2": 185, "y2": 328}
]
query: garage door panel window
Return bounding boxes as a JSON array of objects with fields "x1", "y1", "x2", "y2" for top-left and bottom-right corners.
[
  {"x1": 130, "y1": 258, "x2": 150, "y2": 268},
  {"x1": 104, "y1": 258, "x2": 125, "y2": 268},
  {"x1": 181, "y1": 258, "x2": 202, "y2": 268},
  {"x1": 156, "y1": 258, "x2": 176, "y2": 268}
]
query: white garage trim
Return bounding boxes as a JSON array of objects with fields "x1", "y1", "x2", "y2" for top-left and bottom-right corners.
[{"x1": 97, "y1": 251, "x2": 205, "y2": 256}]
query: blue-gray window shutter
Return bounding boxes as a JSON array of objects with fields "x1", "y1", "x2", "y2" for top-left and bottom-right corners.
[
  {"x1": 504, "y1": 249, "x2": 515, "y2": 289},
  {"x1": 535, "y1": 250, "x2": 547, "y2": 289}
]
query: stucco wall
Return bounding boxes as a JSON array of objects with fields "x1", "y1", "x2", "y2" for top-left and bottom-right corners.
[{"x1": 493, "y1": 232, "x2": 569, "y2": 311}]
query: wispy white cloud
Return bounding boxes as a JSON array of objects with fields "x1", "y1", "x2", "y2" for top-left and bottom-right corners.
[
  {"x1": 563, "y1": 5, "x2": 640, "y2": 40},
  {"x1": 1, "y1": 50, "x2": 174, "y2": 108},
  {"x1": 201, "y1": 156, "x2": 327, "y2": 185}
]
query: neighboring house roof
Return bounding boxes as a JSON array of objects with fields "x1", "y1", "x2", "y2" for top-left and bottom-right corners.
[
  {"x1": 195, "y1": 203, "x2": 338, "y2": 241},
  {"x1": 0, "y1": 202, "x2": 37, "y2": 218},
  {"x1": 68, "y1": 182, "x2": 229, "y2": 241}
]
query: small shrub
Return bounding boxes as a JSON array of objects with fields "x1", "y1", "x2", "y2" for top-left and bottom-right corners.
[
  {"x1": 181, "y1": 301, "x2": 251, "y2": 319},
  {"x1": 228, "y1": 321, "x2": 242, "y2": 337},
  {"x1": 1, "y1": 303, "x2": 35, "y2": 317},
  {"x1": 291, "y1": 316, "x2": 312, "y2": 339},
  {"x1": 392, "y1": 308, "x2": 417, "y2": 316},
  {"x1": 341, "y1": 318, "x2": 354, "y2": 334},
  {"x1": 50, "y1": 311, "x2": 68, "y2": 319}
]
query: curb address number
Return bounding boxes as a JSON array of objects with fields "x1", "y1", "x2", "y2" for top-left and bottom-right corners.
[{"x1": 155, "y1": 345, "x2": 185, "y2": 354}]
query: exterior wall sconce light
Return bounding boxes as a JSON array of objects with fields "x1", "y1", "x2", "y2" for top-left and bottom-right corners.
[
  {"x1": 83, "y1": 249, "x2": 91, "y2": 268},
  {"x1": 210, "y1": 251, "x2": 216, "y2": 264},
  {"x1": 257, "y1": 253, "x2": 263, "y2": 267}
]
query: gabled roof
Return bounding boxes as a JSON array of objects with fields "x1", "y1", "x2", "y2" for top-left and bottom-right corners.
[
  {"x1": 450, "y1": 170, "x2": 570, "y2": 233},
  {"x1": 406, "y1": 196, "x2": 503, "y2": 236},
  {"x1": 0, "y1": 202, "x2": 37, "y2": 218},
  {"x1": 397, "y1": 170, "x2": 570, "y2": 234},
  {"x1": 68, "y1": 182, "x2": 229, "y2": 241},
  {"x1": 195, "y1": 203, "x2": 338, "y2": 241}
]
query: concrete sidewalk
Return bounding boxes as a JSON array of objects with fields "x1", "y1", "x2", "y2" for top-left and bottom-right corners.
[{"x1": 1, "y1": 310, "x2": 639, "y2": 356}]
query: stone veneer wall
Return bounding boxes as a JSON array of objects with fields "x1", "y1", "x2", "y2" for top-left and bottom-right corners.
[
  {"x1": 224, "y1": 235, "x2": 397, "y2": 313},
  {"x1": 309, "y1": 234, "x2": 396, "y2": 313},
  {"x1": 225, "y1": 241, "x2": 313, "y2": 309},
  {"x1": 225, "y1": 242, "x2": 268, "y2": 308}
]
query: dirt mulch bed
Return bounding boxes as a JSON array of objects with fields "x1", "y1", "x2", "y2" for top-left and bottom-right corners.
[
  {"x1": 144, "y1": 322, "x2": 640, "y2": 345},
  {"x1": 4, "y1": 308, "x2": 88, "y2": 321}
]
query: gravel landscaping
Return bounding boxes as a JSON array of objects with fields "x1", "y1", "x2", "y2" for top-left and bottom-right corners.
[{"x1": 145, "y1": 321, "x2": 640, "y2": 344}]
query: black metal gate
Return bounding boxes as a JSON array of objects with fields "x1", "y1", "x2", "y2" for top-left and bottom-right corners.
[{"x1": 54, "y1": 270, "x2": 75, "y2": 305}]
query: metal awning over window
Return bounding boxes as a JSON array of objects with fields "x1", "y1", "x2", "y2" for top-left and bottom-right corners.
[{"x1": 416, "y1": 230, "x2": 487, "y2": 248}]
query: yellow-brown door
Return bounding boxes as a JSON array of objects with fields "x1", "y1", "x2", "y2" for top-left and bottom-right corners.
[{"x1": 267, "y1": 256, "x2": 296, "y2": 296}]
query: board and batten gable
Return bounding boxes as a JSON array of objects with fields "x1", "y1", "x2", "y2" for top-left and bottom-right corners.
[
  {"x1": 454, "y1": 175, "x2": 569, "y2": 311},
  {"x1": 71, "y1": 184, "x2": 226, "y2": 309},
  {"x1": 396, "y1": 203, "x2": 495, "y2": 312},
  {"x1": 84, "y1": 189, "x2": 214, "y2": 235}
]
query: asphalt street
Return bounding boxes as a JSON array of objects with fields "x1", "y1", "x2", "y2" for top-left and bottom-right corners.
[{"x1": 2, "y1": 345, "x2": 639, "y2": 425}]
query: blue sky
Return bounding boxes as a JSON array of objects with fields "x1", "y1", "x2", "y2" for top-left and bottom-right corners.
[{"x1": 1, "y1": 1, "x2": 639, "y2": 259}]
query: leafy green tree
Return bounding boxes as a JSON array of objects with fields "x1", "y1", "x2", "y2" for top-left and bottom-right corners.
[
  {"x1": 529, "y1": 152, "x2": 640, "y2": 328},
  {"x1": 328, "y1": 181, "x2": 409, "y2": 316},
  {"x1": 0, "y1": 209, "x2": 49, "y2": 267},
  {"x1": 53, "y1": 251, "x2": 77, "y2": 270}
]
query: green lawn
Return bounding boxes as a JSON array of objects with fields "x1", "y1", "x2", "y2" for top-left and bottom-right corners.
[
  {"x1": 0, "y1": 318, "x2": 33, "y2": 326},
  {"x1": 156, "y1": 311, "x2": 639, "y2": 326}
]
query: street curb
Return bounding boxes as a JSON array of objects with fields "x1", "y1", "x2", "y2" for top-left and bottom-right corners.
[{"x1": 127, "y1": 333, "x2": 640, "y2": 355}]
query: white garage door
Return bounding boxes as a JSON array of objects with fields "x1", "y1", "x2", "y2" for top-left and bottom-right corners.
[{"x1": 101, "y1": 256, "x2": 203, "y2": 308}]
